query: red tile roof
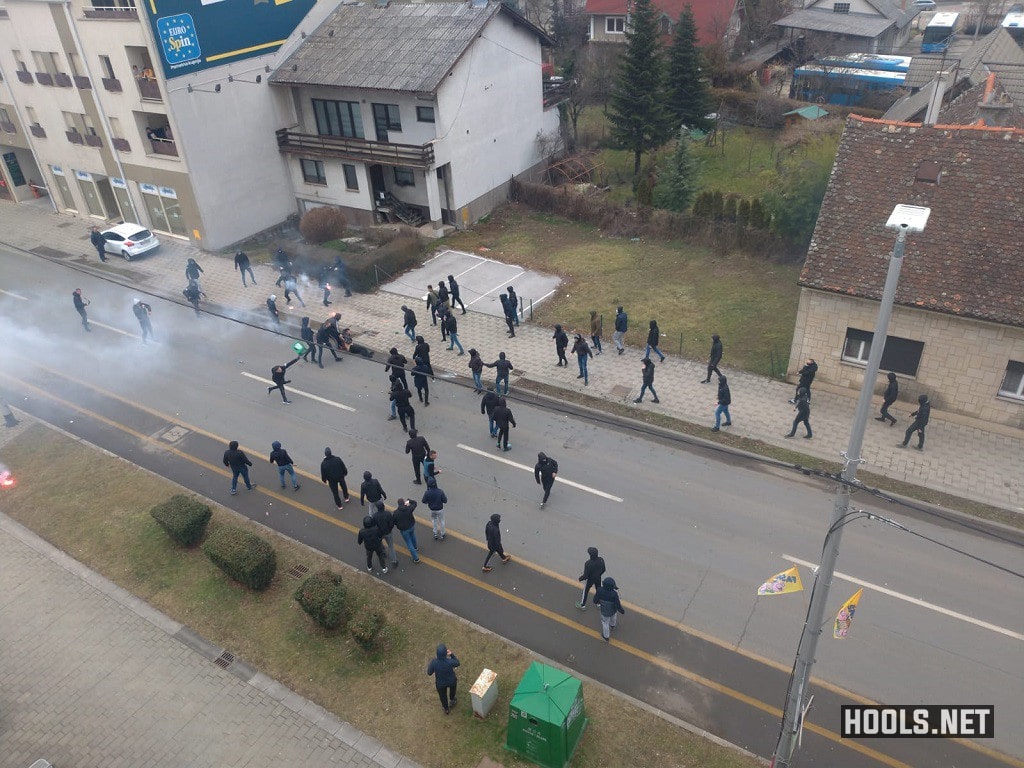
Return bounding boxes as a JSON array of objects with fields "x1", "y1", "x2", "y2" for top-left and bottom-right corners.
[
  {"x1": 584, "y1": 0, "x2": 736, "y2": 46},
  {"x1": 800, "y1": 116, "x2": 1024, "y2": 328}
]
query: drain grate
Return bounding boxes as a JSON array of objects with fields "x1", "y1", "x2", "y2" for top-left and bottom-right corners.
[
  {"x1": 286, "y1": 564, "x2": 310, "y2": 579},
  {"x1": 213, "y1": 651, "x2": 235, "y2": 669}
]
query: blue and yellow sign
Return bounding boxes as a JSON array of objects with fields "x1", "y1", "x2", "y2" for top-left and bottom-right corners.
[{"x1": 144, "y1": 0, "x2": 317, "y2": 79}]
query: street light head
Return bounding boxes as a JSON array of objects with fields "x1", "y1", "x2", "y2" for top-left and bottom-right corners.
[{"x1": 886, "y1": 204, "x2": 931, "y2": 233}]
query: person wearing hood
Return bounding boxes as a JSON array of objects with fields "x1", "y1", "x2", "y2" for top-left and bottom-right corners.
[
  {"x1": 373, "y1": 502, "x2": 398, "y2": 569},
  {"x1": 553, "y1": 324, "x2": 569, "y2": 366},
  {"x1": 411, "y1": 359, "x2": 431, "y2": 407},
  {"x1": 421, "y1": 476, "x2": 448, "y2": 541},
  {"x1": 359, "y1": 470, "x2": 387, "y2": 508},
  {"x1": 785, "y1": 386, "x2": 812, "y2": 439},
  {"x1": 576, "y1": 547, "x2": 606, "y2": 609},
  {"x1": 392, "y1": 498, "x2": 421, "y2": 563},
  {"x1": 448, "y1": 274, "x2": 466, "y2": 314},
  {"x1": 267, "y1": 356, "x2": 300, "y2": 404},
  {"x1": 316, "y1": 319, "x2": 342, "y2": 363},
  {"x1": 534, "y1": 452, "x2": 559, "y2": 508},
  {"x1": 401, "y1": 304, "x2": 418, "y2": 342},
  {"x1": 702, "y1": 334, "x2": 723, "y2": 383},
  {"x1": 300, "y1": 317, "x2": 319, "y2": 366},
  {"x1": 444, "y1": 310, "x2": 464, "y2": 355},
  {"x1": 390, "y1": 375, "x2": 416, "y2": 432},
  {"x1": 234, "y1": 250, "x2": 256, "y2": 287},
  {"x1": 901, "y1": 394, "x2": 931, "y2": 450},
  {"x1": 183, "y1": 279, "x2": 202, "y2": 317},
  {"x1": 223, "y1": 440, "x2": 255, "y2": 495},
  {"x1": 613, "y1": 306, "x2": 628, "y2": 355},
  {"x1": 73, "y1": 288, "x2": 91, "y2": 331},
  {"x1": 268, "y1": 441, "x2": 300, "y2": 491},
  {"x1": 184, "y1": 257, "x2": 204, "y2": 290},
  {"x1": 711, "y1": 375, "x2": 732, "y2": 432},
  {"x1": 484, "y1": 352, "x2": 513, "y2": 396},
  {"x1": 358, "y1": 514, "x2": 388, "y2": 574},
  {"x1": 634, "y1": 357, "x2": 659, "y2": 404},
  {"x1": 266, "y1": 294, "x2": 280, "y2": 327},
  {"x1": 589, "y1": 310, "x2": 603, "y2": 354},
  {"x1": 645, "y1": 320, "x2": 666, "y2": 363},
  {"x1": 876, "y1": 372, "x2": 899, "y2": 426},
  {"x1": 499, "y1": 293, "x2": 516, "y2": 337},
  {"x1": 426, "y1": 643, "x2": 460, "y2": 714},
  {"x1": 386, "y1": 348, "x2": 408, "y2": 421},
  {"x1": 405, "y1": 429, "x2": 431, "y2": 484},
  {"x1": 791, "y1": 359, "x2": 818, "y2": 403},
  {"x1": 468, "y1": 348, "x2": 484, "y2": 393},
  {"x1": 132, "y1": 298, "x2": 153, "y2": 343},
  {"x1": 593, "y1": 576, "x2": 625, "y2": 641},
  {"x1": 413, "y1": 336, "x2": 434, "y2": 378},
  {"x1": 492, "y1": 397, "x2": 516, "y2": 452},
  {"x1": 480, "y1": 387, "x2": 501, "y2": 437},
  {"x1": 571, "y1": 334, "x2": 593, "y2": 385},
  {"x1": 320, "y1": 447, "x2": 349, "y2": 509},
  {"x1": 506, "y1": 286, "x2": 520, "y2": 326},
  {"x1": 482, "y1": 513, "x2": 512, "y2": 572}
]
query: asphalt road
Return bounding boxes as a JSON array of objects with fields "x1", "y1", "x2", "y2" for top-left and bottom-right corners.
[{"x1": 1, "y1": 247, "x2": 1021, "y2": 768}]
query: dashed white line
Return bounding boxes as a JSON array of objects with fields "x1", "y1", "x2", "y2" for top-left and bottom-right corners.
[
  {"x1": 782, "y1": 554, "x2": 1023, "y2": 641},
  {"x1": 457, "y1": 443, "x2": 623, "y2": 502},
  {"x1": 240, "y1": 372, "x2": 356, "y2": 412},
  {"x1": 467, "y1": 270, "x2": 526, "y2": 307},
  {"x1": 0, "y1": 289, "x2": 29, "y2": 301}
]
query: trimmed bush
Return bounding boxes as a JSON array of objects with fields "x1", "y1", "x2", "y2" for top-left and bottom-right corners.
[
  {"x1": 294, "y1": 570, "x2": 350, "y2": 630},
  {"x1": 150, "y1": 494, "x2": 212, "y2": 548},
  {"x1": 299, "y1": 206, "x2": 348, "y2": 244},
  {"x1": 202, "y1": 524, "x2": 277, "y2": 591},
  {"x1": 349, "y1": 604, "x2": 384, "y2": 651}
]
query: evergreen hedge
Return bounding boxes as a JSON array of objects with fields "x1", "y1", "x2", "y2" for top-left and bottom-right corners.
[
  {"x1": 150, "y1": 494, "x2": 212, "y2": 548},
  {"x1": 202, "y1": 525, "x2": 277, "y2": 591},
  {"x1": 349, "y1": 604, "x2": 384, "y2": 651},
  {"x1": 294, "y1": 570, "x2": 350, "y2": 630}
]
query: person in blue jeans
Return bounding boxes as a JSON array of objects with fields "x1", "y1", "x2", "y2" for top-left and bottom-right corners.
[
  {"x1": 571, "y1": 334, "x2": 593, "y2": 385},
  {"x1": 401, "y1": 305, "x2": 417, "y2": 342},
  {"x1": 485, "y1": 352, "x2": 513, "y2": 395},
  {"x1": 467, "y1": 349, "x2": 484, "y2": 393},
  {"x1": 634, "y1": 358, "x2": 660, "y2": 404},
  {"x1": 222, "y1": 440, "x2": 255, "y2": 495},
  {"x1": 392, "y1": 499, "x2": 420, "y2": 562},
  {"x1": 269, "y1": 440, "x2": 300, "y2": 490},
  {"x1": 481, "y1": 388, "x2": 500, "y2": 437},
  {"x1": 645, "y1": 320, "x2": 666, "y2": 362},
  {"x1": 711, "y1": 375, "x2": 732, "y2": 432},
  {"x1": 445, "y1": 312, "x2": 464, "y2": 354}
]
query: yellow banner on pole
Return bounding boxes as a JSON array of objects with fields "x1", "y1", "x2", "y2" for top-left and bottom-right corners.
[
  {"x1": 757, "y1": 566, "x2": 803, "y2": 596},
  {"x1": 833, "y1": 588, "x2": 864, "y2": 639}
]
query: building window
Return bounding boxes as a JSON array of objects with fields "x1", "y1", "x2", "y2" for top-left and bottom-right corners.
[
  {"x1": 312, "y1": 99, "x2": 363, "y2": 139},
  {"x1": 841, "y1": 328, "x2": 924, "y2": 376},
  {"x1": 606, "y1": 16, "x2": 625, "y2": 33},
  {"x1": 99, "y1": 55, "x2": 115, "y2": 80},
  {"x1": 300, "y1": 158, "x2": 326, "y2": 185},
  {"x1": 417, "y1": 106, "x2": 435, "y2": 123},
  {"x1": 372, "y1": 103, "x2": 401, "y2": 142},
  {"x1": 393, "y1": 166, "x2": 415, "y2": 187},
  {"x1": 342, "y1": 163, "x2": 358, "y2": 191},
  {"x1": 998, "y1": 360, "x2": 1024, "y2": 400},
  {"x1": 833, "y1": 2, "x2": 850, "y2": 12}
]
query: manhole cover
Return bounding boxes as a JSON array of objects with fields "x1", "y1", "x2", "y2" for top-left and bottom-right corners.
[
  {"x1": 213, "y1": 651, "x2": 235, "y2": 669},
  {"x1": 160, "y1": 425, "x2": 190, "y2": 442},
  {"x1": 286, "y1": 564, "x2": 310, "y2": 579}
]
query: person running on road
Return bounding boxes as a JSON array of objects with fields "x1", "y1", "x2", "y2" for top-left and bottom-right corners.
[
  {"x1": 702, "y1": 334, "x2": 723, "y2": 383},
  {"x1": 300, "y1": 317, "x2": 319, "y2": 366},
  {"x1": 534, "y1": 452, "x2": 558, "y2": 508},
  {"x1": 711, "y1": 375, "x2": 732, "y2": 432},
  {"x1": 223, "y1": 440, "x2": 256, "y2": 495},
  {"x1": 571, "y1": 333, "x2": 593, "y2": 385},
  {"x1": 320, "y1": 447, "x2": 349, "y2": 509},
  {"x1": 576, "y1": 547, "x2": 606, "y2": 609},
  {"x1": 358, "y1": 514, "x2": 388, "y2": 574},
  {"x1": 234, "y1": 250, "x2": 256, "y2": 287},
  {"x1": 413, "y1": 336, "x2": 434, "y2": 379},
  {"x1": 402, "y1": 305, "x2": 417, "y2": 342},
  {"x1": 359, "y1": 470, "x2": 387, "y2": 509},
  {"x1": 427, "y1": 644, "x2": 459, "y2": 714},
  {"x1": 183, "y1": 279, "x2": 202, "y2": 317},
  {"x1": 467, "y1": 349, "x2": 484, "y2": 393},
  {"x1": 90, "y1": 226, "x2": 107, "y2": 262},
  {"x1": 266, "y1": 295, "x2": 280, "y2": 328},
  {"x1": 593, "y1": 576, "x2": 625, "y2": 641},
  {"x1": 392, "y1": 499, "x2": 420, "y2": 563},
  {"x1": 268, "y1": 440, "x2": 300, "y2": 490},
  {"x1": 482, "y1": 513, "x2": 512, "y2": 572},
  {"x1": 412, "y1": 359, "x2": 431, "y2": 407},
  {"x1": 901, "y1": 394, "x2": 931, "y2": 450},
  {"x1": 484, "y1": 352, "x2": 513, "y2": 396},
  {"x1": 405, "y1": 429, "x2": 431, "y2": 484},
  {"x1": 492, "y1": 397, "x2": 516, "y2": 451},
  {"x1": 634, "y1": 358, "x2": 659, "y2": 404},
  {"x1": 785, "y1": 386, "x2": 812, "y2": 439},
  {"x1": 422, "y1": 476, "x2": 448, "y2": 540},
  {"x1": 480, "y1": 387, "x2": 500, "y2": 438},
  {"x1": 876, "y1": 372, "x2": 899, "y2": 426},
  {"x1": 390, "y1": 376, "x2": 416, "y2": 432},
  {"x1": 373, "y1": 503, "x2": 399, "y2": 569},
  {"x1": 645, "y1": 320, "x2": 666, "y2": 362},
  {"x1": 448, "y1": 275, "x2": 466, "y2": 314},
  {"x1": 73, "y1": 288, "x2": 91, "y2": 331},
  {"x1": 132, "y1": 299, "x2": 153, "y2": 343},
  {"x1": 613, "y1": 306, "x2": 628, "y2": 355},
  {"x1": 267, "y1": 356, "x2": 300, "y2": 404},
  {"x1": 553, "y1": 324, "x2": 569, "y2": 367}
]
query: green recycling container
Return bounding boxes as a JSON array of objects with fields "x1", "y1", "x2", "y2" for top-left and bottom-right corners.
[{"x1": 505, "y1": 662, "x2": 587, "y2": 768}]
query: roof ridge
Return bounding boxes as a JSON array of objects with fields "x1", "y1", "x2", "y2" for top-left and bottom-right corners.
[{"x1": 849, "y1": 114, "x2": 1024, "y2": 135}]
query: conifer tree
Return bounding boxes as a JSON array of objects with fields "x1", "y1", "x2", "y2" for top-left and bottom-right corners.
[
  {"x1": 666, "y1": 6, "x2": 714, "y2": 130},
  {"x1": 653, "y1": 129, "x2": 700, "y2": 212}
]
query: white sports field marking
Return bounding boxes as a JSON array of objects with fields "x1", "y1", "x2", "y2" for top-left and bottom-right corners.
[
  {"x1": 241, "y1": 372, "x2": 356, "y2": 412},
  {"x1": 90, "y1": 321, "x2": 141, "y2": 339},
  {"x1": 467, "y1": 270, "x2": 526, "y2": 307},
  {"x1": 782, "y1": 554, "x2": 1024, "y2": 641},
  {"x1": 457, "y1": 443, "x2": 623, "y2": 502},
  {"x1": 0, "y1": 289, "x2": 29, "y2": 300}
]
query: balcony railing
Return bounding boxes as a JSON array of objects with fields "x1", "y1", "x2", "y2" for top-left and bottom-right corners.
[
  {"x1": 149, "y1": 137, "x2": 178, "y2": 157},
  {"x1": 74, "y1": 75, "x2": 92, "y2": 89},
  {"x1": 66, "y1": 130, "x2": 84, "y2": 145},
  {"x1": 102, "y1": 77, "x2": 122, "y2": 93},
  {"x1": 54, "y1": 73, "x2": 73, "y2": 88},
  {"x1": 85, "y1": 134, "x2": 102, "y2": 147},
  {"x1": 16, "y1": 71, "x2": 33, "y2": 84},
  {"x1": 0, "y1": 121, "x2": 16, "y2": 134},
  {"x1": 82, "y1": 6, "x2": 138, "y2": 18},
  {"x1": 112, "y1": 137, "x2": 130, "y2": 151},
  {"x1": 30, "y1": 125, "x2": 46, "y2": 138},
  {"x1": 137, "y1": 78, "x2": 162, "y2": 101},
  {"x1": 275, "y1": 129, "x2": 435, "y2": 169}
]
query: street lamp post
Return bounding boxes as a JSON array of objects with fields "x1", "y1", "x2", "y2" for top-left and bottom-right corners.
[{"x1": 771, "y1": 204, "x2": 930, "y2": 768}]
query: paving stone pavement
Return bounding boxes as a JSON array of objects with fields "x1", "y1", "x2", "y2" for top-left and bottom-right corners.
[
  {"x1": 0, "y1": 508, "x2": 420, "y2": 768},
  {"x1": 2, "y1": 200, "x2": 1021, "y2": 514}
]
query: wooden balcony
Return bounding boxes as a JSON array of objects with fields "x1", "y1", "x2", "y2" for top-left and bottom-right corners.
[{"x1": 276, "y1": 129, "x2": 434, "y2": 169}]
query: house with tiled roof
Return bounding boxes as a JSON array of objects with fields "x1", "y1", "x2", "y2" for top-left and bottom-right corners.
[
  {"x1": 583, "y1": 0, "x2": 741, "y2": 48},
  {"x1": 788, "y1": 116, "x2": 1024, "y2": 427},
  {"x1": 774, "y1": 0, "x2": 918, "y2": 56},
  {"x1": 269, "y1": 1, "x2": 559, "y2": 232}
]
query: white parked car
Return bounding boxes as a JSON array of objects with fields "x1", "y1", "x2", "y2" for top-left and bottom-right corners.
[{"x1": 101, "y1": 222, "x2": 160, "y2": 261}]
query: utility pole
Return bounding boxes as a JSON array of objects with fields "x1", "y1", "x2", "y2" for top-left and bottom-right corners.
[{"x1": 771, "y1": 205, "x2": 930, "y2": 768}]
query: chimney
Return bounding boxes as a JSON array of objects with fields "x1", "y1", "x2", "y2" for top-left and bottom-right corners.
[
  {"x1": 977, "y1": 76, "x2": 1013, "y2": 127},
  {"x1": 923, "y1": 70, "x2": 949, "y2": 126}
]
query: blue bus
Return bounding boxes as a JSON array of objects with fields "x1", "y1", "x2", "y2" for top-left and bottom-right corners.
[
  {"x1": 816, "y1": 53, "x2": 912, "y2": 73},
  {"x1": 790, "y1": 66, "x2": 906, "y2": 106},
  {"x1": 921, "y1": 12, "x2": 960, "y2": 53}
]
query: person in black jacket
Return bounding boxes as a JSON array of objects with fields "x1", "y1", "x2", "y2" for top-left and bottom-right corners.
[
  {"x1": 320, "y1": 447, "x2": 349, "y2": 509},
  {"x1": 185, "y1": 258, "x2": 205, "y2": 291},
  {"x1": 576, "y1": 547, "x2": 606, "y2": 609},
  {"x1": 634, "y1": 358, "x2": 659, "y2": 404},
  {"x1": 492, "y1": 397, "x2": 516, "y2": 451},
  {"x1": 358, "y1": 515, "x2": 388, "y2": 574},
  {"x1": 901, "y1": 394, "x2": 931, "y2": 450},
  {"x1": 359, "y1": 470, "x2": 387, "y2": 508},
  {"x1": 183, "y1": 279, "x2": 202, "y2": 317},
  {"x1": 791, "y1": 359, "x2": 818, "y2": 403},
  {"x1": 412, "y1": 360, "x2": 431, "y2": 407},
  {"x1": 401, "y1": 305, "x2": 417, "y2": 342},
  {"x1": 553, "y1": 324, "x2": 569, "y2": 366},
  {"x1": 268, "y1": 440, "x2": 300, "y2": 490},
  {"x1": 223, "y1": 440, "x2": 255, "y2": 495},
  {"x1": 90, "y1": 225, "x2": 107, "y2": 262},
  {"x1": 482, "y1": 513, "x2": 512, "y2": 572},
  {"x1": 484, "y1": 352, "x2": 513, "y2": 395},
  {"x1": 448, "y1": 275, "x2": 466, "y2": 314},
  {"x1": 316, "y1": 321, "x2": 342, "y2": 364},
  {"x1": 392, "y1": 499, "x2": 420, "y2": 563},
  {"x1": 499, "y1": 293, "x2": 516, "y2": 337},
  {"x1": 445, "y1": 311, "x2": 464, "y2": 354},
  {"x1": 571, "y1": 334, "x2": 593, "y2": 385},
  {"x1": 426, "y1": 643, "x2": 460, "y2": 714},
  {"x1": 405, "y1": 429, "x2": 431, "y2": 484},
  {"x1": 413, "y1": 336, "x2": 434, "y2": 378},
  {"x1": 422, "y1": 476, "x2": 448, "y2": 540},
  {"x1": 373, "y1": 503, "x2": 398, "y2": 568},
  {"x1": 234, "y1": 250, "x2": 256, "y2": 287},
  {"x1": 534, "y1": 452, "x2": 559, "y2": 508},
  {"x1": 73, "y1": 288, "x2": 91, "y2": 331},
  {"x1": 267, "y1": 356, "x2": 300, "y2": 403},
  {"x1": 468, "y1": 348, "x2": 484, "y2": 393},
  {"x1": 506, "y1": 286, "x2": 520, "y2": 327},
  {"x1": 785, "y1": 386, "x2": 812, "y2": 438},
  {"x1": 645, "y1": 320, "x2": 666, "y2": 362},
  {"x1": 300, "y1": 317, "x2": 319, "y2": 366},
  {"x1": 711, "y1": 375, "x2": 732, "y2": 432},
  {"x1": 386, "y1": 347, "x2": 409, "y2": 386},
  {"x1": 133, "y1": 299, "x2": 153, "y2": 343},
  {"x1": 481, "y1": 387, "x2": 500, "y2": 437},
  {"x1": 390, "y1": 377, "x2": 416, "y2": 432},
  {"x1": 876, "y1": 372, "x2": 899, "y2": 425},
  {"x1": 702, "y1": 334, "x2": 723, "y2": 383},
  {"x1": 613, "y1": 306, "x2": 628, "y2": 354},
  {"x1": 593, "y1": 576, "x2": 625, "y2": 641}
]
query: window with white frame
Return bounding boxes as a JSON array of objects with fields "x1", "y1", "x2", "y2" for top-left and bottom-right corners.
[
  {"x1": 606, "y1": 16, "x2": 625, "y2": 33},
  {"x1": 998, "y1": 360, "x2": 1024, "y2": 400},
  {"x1": 841, "y1": 328, "x2": 924, "y2": 376}
]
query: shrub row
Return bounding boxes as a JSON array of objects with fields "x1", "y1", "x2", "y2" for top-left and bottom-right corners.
[
  {"x1": 202, "y1": 524, "x2": 277, "y2": 591},
  {"x1": 150, "y1": 495, "x2": 212, "y2": 547},
  {"x1": 293, "y1": 570, "x2": 385, "y2": 650},
  {"x1": 691, "y1": 191, "x2": 770, "y2": 229}
]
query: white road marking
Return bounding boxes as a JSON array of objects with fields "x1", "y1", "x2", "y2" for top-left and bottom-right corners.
[
  {"x1": 0, "y1": 289, "x2": 29, "y2": 300},
  {"x1": 782, "y1": 554, "x2": 1024, "y2": 641},
  {"x1": 457, "y1": 443, "x2": 623, "y2": 502},
  {"x1": 241, "y1": 372, "x2": 356, "y2": 412},
  {"x1": 89, "y1": 321, "x2": 141, "y2": 339}
]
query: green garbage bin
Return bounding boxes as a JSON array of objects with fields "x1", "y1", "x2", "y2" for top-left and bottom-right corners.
[{"x1": 505, "y1": 662, "x2": 587, "y2": 768}]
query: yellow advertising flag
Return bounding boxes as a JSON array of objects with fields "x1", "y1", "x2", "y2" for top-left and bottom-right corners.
[
  {"x1": 756, "y1": 566, "x2": 803, "y2": 596},
  {"x1": 833, "y1": 588, "x2": 864, "y2": 639}
]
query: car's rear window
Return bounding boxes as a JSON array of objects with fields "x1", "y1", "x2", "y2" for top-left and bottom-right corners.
[{"x1": 128, "y1": 229, "x2": 154, "y2": 240}]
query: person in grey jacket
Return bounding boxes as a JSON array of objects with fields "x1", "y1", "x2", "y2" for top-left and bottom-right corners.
[
  {"x1": 422, "y1": 477, "x2": 448, "y2": 540},
  {"x1": 593, "y1": 576, "x2": 625, "y2": 641},
  {"x1": 426, "y1": 643, "x2": 460, "y2": 714}
]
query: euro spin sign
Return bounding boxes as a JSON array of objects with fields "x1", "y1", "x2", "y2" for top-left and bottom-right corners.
[{"x1": 144, "y1": 0, "x2": 317, "y2": 79}]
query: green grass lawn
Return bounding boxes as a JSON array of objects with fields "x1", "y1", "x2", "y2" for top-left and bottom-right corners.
[{"x1": 443, "y1": 205, "x2": 802, "y2": 377}]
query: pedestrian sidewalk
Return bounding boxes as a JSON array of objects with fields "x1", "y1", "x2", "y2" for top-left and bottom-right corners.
[{"x1": 2, "y1": 201, "x2": 1021, "y2": 514}]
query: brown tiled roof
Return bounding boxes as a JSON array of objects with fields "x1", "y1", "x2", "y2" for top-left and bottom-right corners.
[{"x1": 799, "y1": 116, "x2": 1024, "y2": 327}]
